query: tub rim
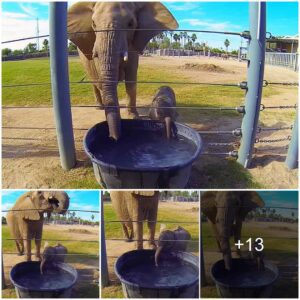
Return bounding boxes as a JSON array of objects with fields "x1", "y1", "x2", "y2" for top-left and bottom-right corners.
[
  {"x1": 83, "y1": 119, "x2": 202, "y2": 173},
  {"x1": 114, "y1": 249, "x2": 199, "y2": 290},
  {"x1": 210, "y1": 258, "x2": 279, "y2": 289},
  {"x1": 9, "y1": 261, "x2": 78, "y2": 293}
]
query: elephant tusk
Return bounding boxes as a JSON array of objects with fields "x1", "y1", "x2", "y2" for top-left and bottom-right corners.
[{"x1": 123, "y1": 51, "x2": 128, "y2": 62}]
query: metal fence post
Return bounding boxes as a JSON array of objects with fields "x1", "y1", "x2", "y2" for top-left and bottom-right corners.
[
  {"x1": 101, "y1": 193, "x2": 109, "y2": 288},
  {"x1": 285, "y1": 113, "x2": 298, "y2": 169},
  {"x1": 49, "y1": 2, "x2": 76, "y2": 170},
  {"x1": 238, "y1": 2, "x2": 266, "y2": 168}
]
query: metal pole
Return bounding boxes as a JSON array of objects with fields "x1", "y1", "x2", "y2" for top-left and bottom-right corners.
[
  {"x1": 49, "y1": 2, "x2": 76, "y2": 170},
  {"x1": 2, "y1": 255, "x2": 6, "y2": 289},
  {"x1": 101, "y1": 193, "x2": 109, "y2": 288},
  {"x1": 238, "y1": 2, "x2": 266, "y2": 168},
  {"x1": 285, "y1": 113, "x2": 298, "y2": 169}
]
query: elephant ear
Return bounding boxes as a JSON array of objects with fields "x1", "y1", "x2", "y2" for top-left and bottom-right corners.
[
  {"x1": 67, "y1": 2, "x2": 96, "y2": 60},
  {"x1": 201, "y1": 191, "x2": 218, "y2": 223},
  {"x1": 17, "y1": 192, "x2": 41, "y2": 221},
  {"x1": 132, "y1": 191, "x2": 155, "y2": 197},
  {"x1": 133, "y1": 2, "x2": 178, "y2": 52},
  {"x1": 240, "y1": 192, "x2": 265, "y2": 219}
]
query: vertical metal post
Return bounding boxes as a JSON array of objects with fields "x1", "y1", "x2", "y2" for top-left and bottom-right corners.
[
  {"x1": 2, "y1": 255, "x2": 6, "y2": 289},
  {"x1": 285, "y1": 113, "x2": 298, "y2": 169},
  {"x1": 238, "y1": 2, "x2": 266, "y2": 168},
  {"x1": 101, "y1": 193, "x2": 109, "y2": 288},
  {"x1": 49, "y1": 2, "x2": 76, "y2": 170}
]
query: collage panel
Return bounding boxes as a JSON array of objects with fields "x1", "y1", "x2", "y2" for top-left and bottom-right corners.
[
  {"x1": 201, "y1": 190, "x2": 298, "y2": 298},
  {"x1": 101, "y1": 190, "x2": 199, "y2": 298},
  {"x1": 1, "y1": 190, "x2": 100, "y2": 298}
]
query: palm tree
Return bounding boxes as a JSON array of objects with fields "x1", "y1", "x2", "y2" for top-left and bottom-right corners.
[
  {"x1": 169, "y1": 31, "x2": 174, "y2": 48},
  {"x1": 179, "y1": 32, "x2": 184, "y2": 48},
  {"x1": 224, "y1": 39, "x2": 230, "y2": 53},
  {"x1": 191, "y1": 34, "x2": 197, "y2": 49},
  {"x1": 183, "y1": 32, "x2": 188, "y2": 48}
]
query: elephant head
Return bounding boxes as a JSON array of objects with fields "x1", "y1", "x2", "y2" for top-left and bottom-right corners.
[
  {"x1": 68, "y1": 2, "x2": 178, "y2": 140},
  {"x1": 40, "y1": 242, "x2": 68, "y2": 274},
  {"x1": 17, "y1": 191, "x2": 70, "y2": 221},
  {"x1": 201, "y1": 191, "x2": 264, "y2": 270},
  {"x1": 155, "y1": 225, "x2": 191, "y2": 266}
]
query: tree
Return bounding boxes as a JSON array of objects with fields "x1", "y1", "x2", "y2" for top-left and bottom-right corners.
[
  {"x1": 173, "y1": 33, "x2": 180, "y2": 45},
  {"x1": 13, "y1": 49, "x2": 24, "y2": 56},
  {"x1": 2, "y1": 48, "x2": 12, "y2": 56},
  {"x1": 224, "y1": 39, "x2": 230, "y2": 53},
  {"x1": 191, "y1": 34, "x2": 197, "y2": 49},
  {"x1": 68, "y1": 41, "x2": 77, "y2": 51},
  {"x1": 42, "y1": 39, "x2": 49, "y2": 51},
  {"x1": 24, "y1": 43, "x2": 37, "y2": 53}
]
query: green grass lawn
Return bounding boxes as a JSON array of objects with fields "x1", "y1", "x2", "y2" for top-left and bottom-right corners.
[
  {"x1": 201, "y1": 220, "x2": 298, "y2": 298},
  {"x1": 2, "y1": 57, "x2": 278, "y2": 109}
]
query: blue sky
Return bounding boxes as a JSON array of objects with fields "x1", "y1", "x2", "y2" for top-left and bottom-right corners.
[
  {"x1": 2, "y1": 1, "x2": 298, "y2": 50},
  {"x1": 1, "y1": 190, "x2": 100, "y2": 221},
  {"x1": 257, "y1": 191, "x2": 298, "y2": 218}
]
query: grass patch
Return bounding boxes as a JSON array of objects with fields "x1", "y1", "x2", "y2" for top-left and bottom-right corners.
[{"x1": 2, "y1": 57, "x2": 278, "y2": 109}]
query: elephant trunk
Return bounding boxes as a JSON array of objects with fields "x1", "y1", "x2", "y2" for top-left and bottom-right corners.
[
  {"x1": 164, "y1": 116, "x2": 172, "y2": 139},
  {"x1": 155, "y1": 246, "x2": 164, "y2": 267},
  {"x1": 95, "y1": 30, "x2": 123, "y2": 140},
  {"x1": 40, "y1": 258, "x2": 46, "y2": 274}
]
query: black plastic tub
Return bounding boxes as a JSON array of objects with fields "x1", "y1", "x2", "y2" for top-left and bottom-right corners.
[
  {"x1": 211, "y1": 259, "x2": 279, "y2": 298},
  {"x1": 10, "y1": 261, "x2": 77, "y2": 298},
  {"x1": 84, "y1": 119, "x2": 202, "y2": 188},
  {"x1": 115, "y1": 249, "x2": 199, "y2": 298}
]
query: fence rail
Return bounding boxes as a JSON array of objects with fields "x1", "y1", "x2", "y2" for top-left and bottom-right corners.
[{"x1": 265, "y1": 52, "x2": 299, "y2": 71}]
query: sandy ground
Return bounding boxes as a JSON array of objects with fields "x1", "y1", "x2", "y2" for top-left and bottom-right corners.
[
  {"x1": 2, "y1": 56, "x2": 298, "y2": 188},
  {"x1": 2, "y1": 224, "x2": 99, "y2": 298}
]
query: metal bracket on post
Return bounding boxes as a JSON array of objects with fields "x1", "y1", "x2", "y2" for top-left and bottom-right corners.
[
  {"x1": 285, "y1": 113, "x2": 298, "y2": 169},
  {"x1": 49, "y1": 2, "x2": 76, "y2": 170},
  {"x1": 101, "y1": 193, "x2": 110, "y2": 288},
  {"x1": 237, "y1": 2, "x2": 266, "y2": 168}
]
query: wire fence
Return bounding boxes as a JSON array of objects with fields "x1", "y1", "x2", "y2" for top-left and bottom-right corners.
[{"x1": 2, "y1": 26, "x2": 297, "y2": 162}]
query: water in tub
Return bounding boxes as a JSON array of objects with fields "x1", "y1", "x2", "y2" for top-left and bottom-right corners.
[
  {"x1": 122, "y1": 256, "x2": 198, "y2": 287},
  {"x1": 15, "y1": 267, "x2": 74, "y2": 290}
]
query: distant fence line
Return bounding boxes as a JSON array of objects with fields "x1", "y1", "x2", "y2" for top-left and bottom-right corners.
[{"x1": 265, "y1": 52, "x2": 299, "y2": 71}]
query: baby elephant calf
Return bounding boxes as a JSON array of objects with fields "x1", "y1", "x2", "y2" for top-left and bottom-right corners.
[
  {"x1": 40, "y1": 242, "x2": 68, "y2": 274},
  {"x1": 155, "y1": 225, "x2": 191, "y2": 266},
  {"x1": 149, "y1": 86, "x2": 178, "y2": 139}
]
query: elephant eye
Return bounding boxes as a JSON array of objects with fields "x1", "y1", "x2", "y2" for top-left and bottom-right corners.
[{"x1": 128, "y1": 20, "x2": 134, "y2": 28}]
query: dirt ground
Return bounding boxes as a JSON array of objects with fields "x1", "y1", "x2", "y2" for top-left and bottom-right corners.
[
  {"x1": 2, "y1": 56, "x2": 298, "y2": 188},
  {"x1": 2, "y1": 224, "x2": 99, "y2": 298}
]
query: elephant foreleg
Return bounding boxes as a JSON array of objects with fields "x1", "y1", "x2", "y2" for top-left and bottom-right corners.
[
  {"x1": 122, "y1": 223, "x2": 133, "y2": 242},
  {"x1": 25, "y1": 239, "x2": 32, "y2": 261},
  {"x1": 15, "y1": 239, "x2": 24, "y2": 256},
  {"x1": 35, "y1": 238, "x2": 42, "y2": 261},
  {"x1": 93, "y1": 85, "x2": 103, "y2": 107},
  {"x1": 147, "y1": 220, "x2": 157, "y2": 249},
  {"x1": 208, "y1": 220, "x2": 222, "y2": 252},
  {"x1": 234, "y1": 218, "x2": 243, "y2": 257},
  {"x1": 133, "y1": 218, "x2": 143, "y2": 250},
  {"x1": 125, "y1": 52, "x2": 139, "y2": 119}
]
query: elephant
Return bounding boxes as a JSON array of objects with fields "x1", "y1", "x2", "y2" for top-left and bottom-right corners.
[
  {"x1": 68, "y1": 2, "x2": 178, "y2": 140},
  {"x1": 110, "y1": 191, "x2": 159, "y2": 249},
  {"x1": 201, "y1": 191, "x2": 264, "y2": 271},
  {"x1": 40, "y1": 242, "x2": 68, "y2": 274},
  {"x1": 155, "y1": 225, "x2": 191, "y2": 266},
  {"x1": 249, "y1": 239, "x2": 265, "y2": 271},
  {"x1": 6, "y1": 191, "x2": 70, "y2": 262},
  {"x1": 149, "y1": 86, "x2": 178, "y2": 139}
]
